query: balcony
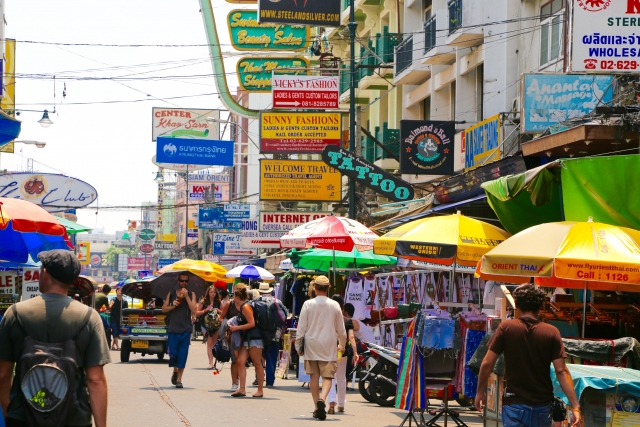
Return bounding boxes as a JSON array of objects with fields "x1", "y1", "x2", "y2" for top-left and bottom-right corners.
[
  {"x1": 445, "y1": 0, "x2": 484, "y2": 47},
  {"x1": 374, "y1": 122, "x2": 400, "y2": 162},
  {"x1": 394, "y1": 35, "x2": 431, "y2": 85},
  {"x1": 422, "y1": 11, "x2": 456, "y2": 65},
  {"x1": 362, "y1": 134, "x2": 376, "y2": 163},
  {"x1": 376, "y1": 27, "x2": 399, "y2": 63},
  {"x1": 424, "y1": 17, "x2": 436, "y2": 54}
]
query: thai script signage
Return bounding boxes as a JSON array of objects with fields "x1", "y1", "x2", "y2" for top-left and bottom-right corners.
[
  {"x1": 522, "y1": 74, "x2": 614, "y2": 133},
  {"x1": 259, "y1": 211, "x2": 333, "y2": 232},
  {"x1": 152, "y1": 108, "x2": 220, "y2": 141},
  {"x1": 259, "y1": 159, "x2": 342, "y2": 201},
  {"x1": 400, "y1": 121, "x2": 455, "y2": 175},
  {"x1": 237, "y1": 57, "x2": 309, "y2": 92},
  {"x1": 228, "y1": 10, "x2": 309, "y2": 51},
  {"x1": 257, "y1": 0, "x2": 341, "y2": 27},
  {"x1": 463, "y1": 115, "x2": 500, "y2": 171},
  {"x1": 572, "y1": 1, "x2": 640, "y2": 72},
  {"x1": 260, "y1": 112, "x2": 342, "y2": 153},
  {"x1": 156, "y1": 137, "x2": 234, "y2": 167},
  {"x1": 322, "y1": 146, "x2": 414, "y2": 202},
  {"x1": 127, "y1": 257, "x2": 148, "y2": 271}
]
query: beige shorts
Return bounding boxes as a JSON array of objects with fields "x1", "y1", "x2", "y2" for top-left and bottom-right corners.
[{"x1": 304, "y1": 360, "x2": 337, "y2": 379}]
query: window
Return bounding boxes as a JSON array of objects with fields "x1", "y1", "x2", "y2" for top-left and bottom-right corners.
[{"x1": 539, "y1": 0, "x2": 564, "y2": 68}]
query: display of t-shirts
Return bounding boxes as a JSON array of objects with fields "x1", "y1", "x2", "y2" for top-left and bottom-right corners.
[
  {"x1": 344, "y1": 276, "x2": 366, "y2": 320},
  {"x1": 376, "y1": 276, "x2": 393, "y2": 309},
  {"x1": 363, "y1": 276, "x2": 376, "y2": 318},
  {"x1": 292, "y1": 277, "x2": 313, "y2": 315}
]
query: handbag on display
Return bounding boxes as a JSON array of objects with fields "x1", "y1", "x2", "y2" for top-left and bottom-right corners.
[
  {"x1": 384, "y1": 281, "x2": 398, "y2": 320},
  {"x1": 397, "y1": 304, "x2": 411, "y2": 319},
  {"x1": 370, "y1": 282, "x2": 387, "y2": 322}
]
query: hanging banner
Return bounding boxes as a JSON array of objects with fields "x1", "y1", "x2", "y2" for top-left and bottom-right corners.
[
  {"x1": 522, "y1": 74, "x2": 614, "y2": 133},
  {"x1": 213, "y1": 233, "x2": 257, "y2": 255},
  {"x1": 156, "y1": 137, "x2": 234, "y2": 167},
  {"x1": 259, "y1": 159, "x2": 342, "y2": 201},
  {"x1": 0, "y1": 272, "x2": 16, "y2": 295},
  {"x1": 257, "y1": 0, "x2": 341, "y2": 27},
  {"x1": 259, "y1": 211, "x2": 333, "y2": 232},
  {"x1": 152, "y1": 108, "x2": 220, "y2": 141},
  {"x1": 463, "y1": 114, "x2": 500, "y2": 171},
  {"x1": 237, "y1": 57, "x2": 309, "y2": 92},
  {"x1": 571, "y1": 2, "x2": 640, "y2": 72},
  {"x1": 241, "y1": 220, "x2": 285, "y2": 249},
  {"x1": 400, "y1": 120, "x2": 455, "y2": 175},
  {"x1": 228, "y1": 10, "x2": 309, "y2": 52},
  {"x1": 322, "y1": 145, "x2": 414, "y2": 202},
  {"x1": 22, "y1": 268, "x2": 41, "y2": 300},
  {"x1": 260, "y1": 112, "x2": 342, "y2": 153}
]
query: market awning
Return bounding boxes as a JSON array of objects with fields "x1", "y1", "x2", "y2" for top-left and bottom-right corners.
[
  {"x1": 54, "y1": 216, "x2": 92, "y2": 234},
  {"x1": 0, "y1": 110, "x2": 21, "y2": 148}
]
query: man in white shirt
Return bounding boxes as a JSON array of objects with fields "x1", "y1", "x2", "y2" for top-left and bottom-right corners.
[{"x1": 295, "y1": 275, "x2": 347, "y2": 421}]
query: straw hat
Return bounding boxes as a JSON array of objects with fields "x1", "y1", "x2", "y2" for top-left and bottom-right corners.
[{"x1": 258, "y1": 282, "x2": 273, "y2": 294}]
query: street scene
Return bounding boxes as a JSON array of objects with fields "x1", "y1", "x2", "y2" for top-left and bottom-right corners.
[{"x1": 2, "y1": 1, "x2": 640, "y2": 427}]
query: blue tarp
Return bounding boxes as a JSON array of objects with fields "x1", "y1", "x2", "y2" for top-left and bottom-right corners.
[{"x1": 553, "y1": 365, "x2": 640, "y2": 404}]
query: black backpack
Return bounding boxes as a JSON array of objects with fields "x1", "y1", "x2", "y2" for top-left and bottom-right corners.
[
  {"x1": 250, "y1": 297, "x2": 288, "y2": 343},
  {"x1": 14, "y1": 305, "x2": 93, "y2": 427}
]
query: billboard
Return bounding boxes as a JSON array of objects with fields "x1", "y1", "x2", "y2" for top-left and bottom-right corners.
[
  {"x1": 237, "y1": 57, "x2": 309, "y2": 92},
  {"x1": 198, "y1": 205, "x2": 250, "y2": 230},
  {"x1": 157, "y1": 233, "x2": 177, "y2": 242},
  {"x1": 571, "y1": 2, "x2": 640, "y2": 72},
  {"x1": 187, "y1": 183, "x2": 230, "y2": 202},
  {"x1": 400, "y1": 121, "x2": 455, "y2": 176},
  {"x1": 127, "y1": 257, "x2": 148, "y2": 271},
  {"x1": 156, "y1": 137, "x2": 234, "y2": 167},
  {"x1": 463, "y1": 114, "x2": 500, "y2": 171},
  {"x1": 260, "y1": 112, "x2": 342, "y2": 154},
  {"x1": 0, "y1": 272, "x2": 16, "y2": 295},
  {"x1": 522, "y1": 74, "x2": 614, "y2": 133},
  {"x1": 213, "y1": 233, "x2": 257, "y2": 255},
  {"x1": 152, "y1": 108, "x2": 220, "y2": 141},
  {"x1": 259, "y1": 159, "x2": 342, "y2": 201},
  {"x1": 158, "y1": 258, "x2": 179, "y2": 269},
  {"x1": 272, "y1": 75, "x2": 340, "y2": 109},
  {"x1": 257, "y1": 0, "x2": 341, "y2": 27},
  {"x1": 89, "y1": 252, "x2": 107, "y2": 267},
  {"x1": 241, "y1": 220, "x2": 285, "y2": 249},
  {"x1": 0, "y1": 173, "x2": 98, "y2": 212},
  {"x1": 228, "y1": 10, "x2": 309, "y2": 51},
  {"x1": 77, "y1": 242, "x2": 90, "y2": 265},
  {"x1": 259, "y1": 211, "x2": 333, "y2": 232}
]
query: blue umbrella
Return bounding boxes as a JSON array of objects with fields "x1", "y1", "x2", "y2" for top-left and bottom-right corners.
[{"x1": 225, "y1": 265, "x2": 275, "y2": 281}]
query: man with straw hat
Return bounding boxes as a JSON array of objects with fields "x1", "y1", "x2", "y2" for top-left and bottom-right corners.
[
  {"x1": 295, "y1": 275, "x2": 347, "y2": 421},
  {"x1": 254, "y1": 282, "x2": 288, "y2": 388}
]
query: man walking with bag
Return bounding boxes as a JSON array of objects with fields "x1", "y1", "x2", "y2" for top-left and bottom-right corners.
[
  {"x1": 254, "y1": 282, "x2": 288, "y2": 388},
  {"x1": 295, "y1": 276, "x2": 346, "y2": 421},
  {"x1": 0, "y1": 250, "x2": 111, "y2": 427},
  {"x1": 475, "y1": 284, "x2": 581, "y2": 427}
]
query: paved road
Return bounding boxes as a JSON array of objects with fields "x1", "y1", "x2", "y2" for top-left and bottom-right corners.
[{"x1": 106, "y1": 340, "x2": 484, "y2": 427}]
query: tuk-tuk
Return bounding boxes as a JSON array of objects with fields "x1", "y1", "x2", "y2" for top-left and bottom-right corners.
[{"x1": 119, "y1": 279, "x2": 168, "y2": 362}]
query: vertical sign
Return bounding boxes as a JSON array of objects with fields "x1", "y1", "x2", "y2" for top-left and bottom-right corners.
[
  {"x1": 22, "y1": 268, "x2": 41, "y2": 299},
  {"x1": 78, "y1": 242, "x2": 90, "y2": 265},
  {"x1": 464, "y1": 114, "x2": 500, "y2": 170}
]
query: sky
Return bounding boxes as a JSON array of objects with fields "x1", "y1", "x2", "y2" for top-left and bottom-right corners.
[{"x1": 3, "y1": 0, "x2": 249, "y2": 233}]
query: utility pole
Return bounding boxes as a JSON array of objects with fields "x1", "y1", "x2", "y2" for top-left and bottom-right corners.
[
  {"x1": 348, "y1": 0, "x2": 358, "y2": 220},
  {"x1": 184, "y1": 166, "x2": 189, "y2": 259}
]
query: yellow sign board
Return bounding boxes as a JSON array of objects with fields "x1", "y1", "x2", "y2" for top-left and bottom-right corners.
[
  {"x1": 260, "y1": 112, "x2": 342, "y2": 154},
  {"x1": 2, "y1": 39, "x2": 16, "y2": 116},
  {"x1": 259, "y1": 159, "x2": 342, "y2": 202},
  {"x1": 77, "y1": 242, "x2": 90, "y2": 265},
  {"x1": 0, "y1": 142, "x2": 14, "y2": 153},
  {"x1": 463, "y1": 114, "x2": 501, "y2": 171},
  {"x1": 156, "y1": 233, "x2": 177, "y2": 243}
]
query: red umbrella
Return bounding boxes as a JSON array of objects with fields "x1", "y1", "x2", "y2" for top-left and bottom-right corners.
[{"x1": 280, "y1": 215, "x2": 378, "y2": 252}]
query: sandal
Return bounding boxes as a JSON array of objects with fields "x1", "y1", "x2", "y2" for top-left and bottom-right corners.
[
  {"x1": 252, "y1": 393, "x2": 263, "y2": 398},
  {"x1": 231, "y1": 392, "x2": 246, "y2": 397}
]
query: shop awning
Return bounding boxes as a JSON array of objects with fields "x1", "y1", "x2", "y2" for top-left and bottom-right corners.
[
  {"x1": 0, "y1": 110, "x2": 21, "y2": 148},
  {"x1": 55, "y1": 216, "x2": 92, "y2": 234}
]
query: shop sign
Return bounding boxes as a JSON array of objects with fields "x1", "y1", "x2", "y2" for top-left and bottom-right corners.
[
  {"x1": 400, "y1": 121, "x2": 455, "y2": 175},
  {"x1": 260, "y1": 112, "x2": 341, "y2": 154},
  {"x1": 157, "y1": 233, "x2": 177, "y2": 243},
  {"x1": 572, "y1": 2, "x2": 640, "y2": 72},
  {"x1": 257, "y1": 0, "x2": 341, "y2": 27},
  {"x1": 237, "y1": 57, "x2": 309, "y2": 92},
  {"x1": 259, "y1": 159, "x2": 342, "y2": 201},
  {"x1": 522, "y1": 74, "x2": 614, "y2": 133},
  {"x1": 156, "y1": 137, "x2": 234, "y2": 167},
  {"x1": 77, "y1": 242, "x2": 90, "y2": 265},
  {"x1": 463, "y1": 114, "x2": 500, "y2": 171},
  {"x1": 187, "y1": 183, "x2": 230, "y2": 203},
  {"x1": 187, "y1": 173, "x2": 230, "y2": 182},
  {"x1": 140, "y1": 244, "x2": 154, "y2": 253},
  {"x1": 128, "y1": 257, "x2": 148, "y2": 270},
  {"x1": 22, "y1": 268, "x2": 41, "y2": 300},
  {"x1": 187, "y1": 220, "x2": 198, "y2": 238},
  {"x1": 259, "y1": 211, "x2": 333, "y2": 232},
  {"x1": 0, "y1": 272, "x2": 16, "y2": 295},
  {"x1": 158, "y1": 258, "x2": 179, "y2": 269},
  {"x1": 241, "y1": 220, "x2": 284, "y2": 249},
  {"x1": 155, "y1": 241, "x2": 174, "y2": 251},
  {"x1": 272, "y1": 75, "x2": 339, "y2": 109},
  {"x1": 152, "y1": 108, "x2": 220, "y2": 141},
  {"x1": 139, "y1": 229, "x2": 155, "y2": 241},
  {"x1": 151, "y1": 155, "x2": 211, "y2": 172},
  {"x1": 213, "y1": 233, "x2": 257, "y2": 255},
  {"x1": 198, "y1": 206, "x2": 248, "y2": 230},
  {"x1": 322, "y1": 146, "x2": 414, "y2": 202},
  {"x1": 224, "y1": 204, "x2": 251, "y2": 218},
  {"x1": 90, "y1": 253, "x2": 108, "y2": 267},
  {"x1": 228, "y1": 10, "x2": 309, "y2": 52},
  {"x1": 0, "y1": 173, "x2": 97, "y2": 212}
]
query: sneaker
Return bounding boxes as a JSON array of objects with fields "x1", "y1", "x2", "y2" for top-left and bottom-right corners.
[
  {"x1": 316, "y1": 400, "x2": 326, "y2": 421},
  {"x1": 231, "y1": 383, "x2": 239, "y2": 392},
  {"x1": 171, "y1": 372, "x2": 178, "y2": 385},
  {"x1": 337, "y1": 407, "x2": 344, "y2": 413},
  {"x1": 175, "y1": 382, "x2": 183, "y2": 389}
]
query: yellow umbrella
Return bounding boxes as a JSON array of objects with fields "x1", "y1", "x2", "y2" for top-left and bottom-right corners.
[
  {"x1": 159, "y1": 259, "x2": 227, "y2": 282},
  {"x1": 373, "y1": 212, "x2": 511, "y2": 267}
]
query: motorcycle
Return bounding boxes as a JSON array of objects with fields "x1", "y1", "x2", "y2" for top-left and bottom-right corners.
[{"x1": 356, "y1": 343, "x2": 400, "y2": 407}]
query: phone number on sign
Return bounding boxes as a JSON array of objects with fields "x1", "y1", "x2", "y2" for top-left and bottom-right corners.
[{"x1": 598, "y1": 60, "x2": 638, "y2": 70}]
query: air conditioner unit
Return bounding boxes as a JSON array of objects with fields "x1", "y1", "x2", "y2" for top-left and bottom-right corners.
[{"x1": 511, "y1": 97, "x2": 520, "y2": 112}]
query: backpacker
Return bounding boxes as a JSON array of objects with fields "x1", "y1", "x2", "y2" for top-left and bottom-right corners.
[
  {"x1": 250, "y1": 297, "x2": 288, "y2": 343},
  {"x1": 14, "y1": 305, "x2": 93, "y2": 427}
]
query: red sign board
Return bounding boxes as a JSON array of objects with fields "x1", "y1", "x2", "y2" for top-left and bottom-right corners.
[
  {"x1": 140, "y1": 244, "x2": 154, "y2": 253},
  {"x1": 127, "y1": 257, "x2": 148, "y2": 270},
  {"x1": 272, "y1": 75, "x2": 340, "y2": 109}
]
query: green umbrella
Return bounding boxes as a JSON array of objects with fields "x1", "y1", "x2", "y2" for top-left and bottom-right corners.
[{"x1": 292, "y1": 247, "x2": 397, "y2": 271}]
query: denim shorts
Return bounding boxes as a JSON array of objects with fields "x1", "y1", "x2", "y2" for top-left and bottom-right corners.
[
  {"x1": 110, "y1": 322, "x2": 121, "y2": 338},
  {"x1": 244, "y1": 339, "x2": 263, "y2": 349},
  {"x1": 502, "y1": 404, "x2": 552, "y2": 427},
  {"x1": 168, "y1": 331, "x2": 191, "y2": 369}
]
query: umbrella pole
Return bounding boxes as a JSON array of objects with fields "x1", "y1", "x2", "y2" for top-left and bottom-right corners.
[
  {"x1": 332, "y1": 246, "x2": 337, "y2": 288},
  {"x1": 582, "y1": 282, "x2": 587, "y2": 338}
]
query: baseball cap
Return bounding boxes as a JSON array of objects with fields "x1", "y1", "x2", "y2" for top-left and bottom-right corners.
[{"x1": 38, "y1": 250, "x2": 81, "y2": 285}]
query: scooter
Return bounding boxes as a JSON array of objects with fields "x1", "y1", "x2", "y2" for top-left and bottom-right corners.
[{"x1": 357, "y1": 343, "x2": 400, "y2": 407}]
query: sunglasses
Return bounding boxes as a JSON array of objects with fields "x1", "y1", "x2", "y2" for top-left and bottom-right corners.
[{"x1": 178, "y1": 279, "x2": 189, "y2": 283}]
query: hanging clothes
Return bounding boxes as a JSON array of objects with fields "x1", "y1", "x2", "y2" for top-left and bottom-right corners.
[
  {"x1": 363, "y1": 274, "x2": 376, "y2": 319},
  {"x1": 344, "y1": 275, "x2": 366, "y2": 320},
  {"x1": 395, "y1": 320, "x2": 426, "y2": 411}
]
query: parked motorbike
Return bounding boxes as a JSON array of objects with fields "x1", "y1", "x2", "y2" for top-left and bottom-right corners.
[{"x1": 357, "y1": 343, "x2": 400, "y2": 407}]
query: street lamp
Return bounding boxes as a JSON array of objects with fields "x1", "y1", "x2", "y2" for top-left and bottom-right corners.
[
  {"x1": 153, "y1": 170, "x2": 164, "y2": 183},
  {"x1": 38, "y1": 110, "x2": 53, "y2": 128},
  {"x1": 15, "y1": 140, "x2": 47, "y2": 148}
]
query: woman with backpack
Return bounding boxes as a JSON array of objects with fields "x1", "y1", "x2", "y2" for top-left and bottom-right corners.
[{"x1": 196, "y1": 286, "x2": 222, "y2": 369}]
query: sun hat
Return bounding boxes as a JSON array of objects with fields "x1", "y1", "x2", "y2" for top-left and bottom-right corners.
[
  {"x1": 258, "y1": 282, "x2": 273, "y2": 294},
  {"x1": 314, "y1": 275, "x2": 330, "y2": 287}
]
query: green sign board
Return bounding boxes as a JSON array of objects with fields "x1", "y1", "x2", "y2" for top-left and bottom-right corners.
[
  {"x1": 237, "y1": 57, "x2": 310, "y2": 92},
  {"x1": 227, "y1": 10, "x2": 310, "y2": 52},
  {"x1": 139, "y1": 229, "x2": 155, "y2": 241}
]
